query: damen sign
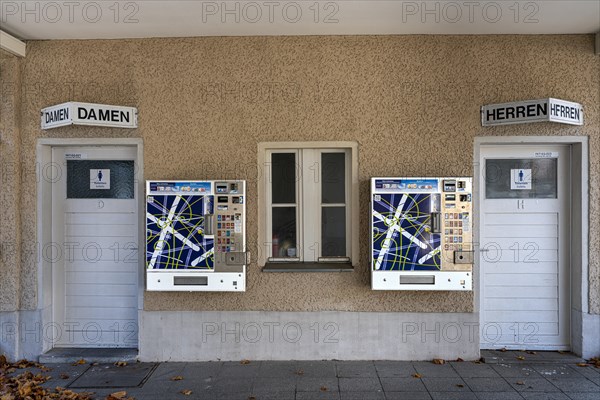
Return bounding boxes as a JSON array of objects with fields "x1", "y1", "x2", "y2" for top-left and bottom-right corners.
[
  {"x1": 41, "y1": 102, "x2": 138, "y2": 129},
  {"x1": 481, "y1": 98, "x2": 583, "y2": 127}
]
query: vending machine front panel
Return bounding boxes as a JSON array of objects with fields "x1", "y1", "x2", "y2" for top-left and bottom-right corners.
[
  {"x1": 371, "y1": 177, "x2": 473, "y2": 291},
  {"x1": 146, "y1": 180, "x2": 246, "y2": 292}
]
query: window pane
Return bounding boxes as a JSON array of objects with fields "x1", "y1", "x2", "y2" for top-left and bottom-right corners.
[
  {"x1": 321, "y1": 153, "x2": 345, "y2": 204},
  {"x1": 322, "y1": 206, "x2": 346, "y2": 257},
  {"x1": 485, "y1": 158, "x2": 557, "y2": 199},
  {"x1": 271, "y1": 153, "x2": 296, "y2": 204},
  {"x1": 67, "y1": 160, "x2": 134, "y2": 199},
  {"x1": 272, "y1": 207, "x2": 297, "y2": 258}
]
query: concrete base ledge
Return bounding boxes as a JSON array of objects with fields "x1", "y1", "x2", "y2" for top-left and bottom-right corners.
[
  {"x1": 0, "y1": 310, "x2": 43, "y2": 361},
  {"x1": 139, "y1": 310, "x2": 480, "y2": 362},
  {"x1": 581, "y1": 311, "x2": 600, "y2": 359},
  {"x1": 39, "y1": 348, "x2": 138, "y2": 364}
]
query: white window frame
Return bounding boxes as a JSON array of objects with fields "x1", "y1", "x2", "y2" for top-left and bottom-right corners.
[{"x1": 258, "y1": 142, "x2": 359, "y2": 267}]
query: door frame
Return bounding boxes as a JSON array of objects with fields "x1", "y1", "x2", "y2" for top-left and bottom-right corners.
[
  {"x1": 37, "y1": 138, "x2": 144, "y2": 352},
  {"x1": 474, "y1": 136, "x2": 589, "y2": 354}
]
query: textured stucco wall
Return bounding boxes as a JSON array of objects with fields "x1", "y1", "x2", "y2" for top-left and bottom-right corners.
[
  {"x1": 15, "y1": 35, "x2": 600, "y2": 314},
  {"x1": 0, "y1": 49, "x2": 22, "y2": 312}
]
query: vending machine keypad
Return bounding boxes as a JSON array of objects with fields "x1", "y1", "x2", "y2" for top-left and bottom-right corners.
[
  {"x1": 216, "y1": 213, "x2": 242, "y2": 253},
  {"x1": 442, "y1": 179, "x2": 472, "y2": 269},
  {"x1": 213, "y1": 182, "x2": 245, "y2": 269}
]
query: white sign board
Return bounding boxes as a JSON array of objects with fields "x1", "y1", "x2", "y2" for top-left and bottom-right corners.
[
  {"x1": 511, "y1": 169, "x2": 532, "y2": 190},
  {"x1": 90, "y1": 169, "x2": 110, "y2": 190},
  {"x1": 41, "y1": 102, "x2": 138, "y2": 129},
  {"x1": 534, "y1": 152, "x2": 559, "y2": 158},
  {"x1": 482, "y1": 98, "x2": 583, "y2": 126},
  {"x1": 65, "y1": 153, "x2": 88, "y2": 160}
]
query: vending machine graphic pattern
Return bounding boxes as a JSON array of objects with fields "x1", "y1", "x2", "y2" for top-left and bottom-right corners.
[
  {"x1": 146, "y1": 193, "x2": 214, "y2": 270},
  {"x1": 372, "y1": 193, "x2": 441, "y2": 271}
]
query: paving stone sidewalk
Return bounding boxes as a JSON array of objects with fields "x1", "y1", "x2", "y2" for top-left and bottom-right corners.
[{"x1": 4, "y1": 351, "x2": 599, "y2": 400}]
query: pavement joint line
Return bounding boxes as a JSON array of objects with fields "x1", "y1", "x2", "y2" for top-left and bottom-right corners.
[
  {"x1": 371, "y1": 360, "x2": 387, "y2": 400},
  {"x1": 137, "y1": 362, "x2": 160, "y2": 387},
  {"x1": 64, "y1": 363, "x2": 93, "y2": 389}
]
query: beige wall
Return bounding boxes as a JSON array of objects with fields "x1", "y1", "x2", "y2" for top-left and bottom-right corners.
[
  {"x1": 13, "y1": 35, "x2": 600, "y2": 313},
  {"x1": 0, "y1": 49, "x2": 23, "y2": 312}
]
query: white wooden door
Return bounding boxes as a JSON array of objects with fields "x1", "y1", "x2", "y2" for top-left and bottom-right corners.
[
  {"x1": 480, "y1": 144, "x2": 570, "y2": 350},
  {"x1": 52, "y1": 146, "x2": 138, "y2": 348}
]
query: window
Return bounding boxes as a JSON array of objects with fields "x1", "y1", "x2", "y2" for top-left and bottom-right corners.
[
  {"x1": 259, "y1": 142, "x2": 358, "y2": 270},
  {"x1": 485, "y1": 158, "x2": 558, "y2": 199},
  {"x1": 66, "y1": 160, "x2": 135, "y2": 199}
]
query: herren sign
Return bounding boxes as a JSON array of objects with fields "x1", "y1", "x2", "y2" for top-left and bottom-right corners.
[
  {"x1": 41, "y1": 102, "x2": 138, "y2": 129},
  {"x1": 481, "y1": 98, "x2": 583, "y2": 127}
]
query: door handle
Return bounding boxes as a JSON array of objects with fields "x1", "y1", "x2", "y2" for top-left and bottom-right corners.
[{"x1": 517, "y1": 199, "x2": 525, "y2": 209}]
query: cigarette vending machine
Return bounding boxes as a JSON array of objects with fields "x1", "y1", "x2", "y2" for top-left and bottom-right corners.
[
  {"x1": 146, "y1": 180, "x2": 246, "y2": 291},
  {"x1": 371, "y1": 177, "x2": 473, "y2": 291}
]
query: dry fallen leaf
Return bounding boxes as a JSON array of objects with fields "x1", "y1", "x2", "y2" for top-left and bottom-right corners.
[
  {"x1": 295, "y1": 369, "x2": 304, "y2": 376},
  {"x1": 499, "y1": 348, "x2": 508, "y2": 352},
  {"x1": 16, "y1": 360, "x2": 36, "y2": 369},
  {"x1": 516, "y1": 356, "x2": 526, "y2": 361},
  {"x1": 171, "y1": 376, "x2": 184, "y2": 381},
  {"x1": 0, "y1": 360, "x2": 99, "y2": 400},
  {"x1": 320, "y1": 386, "x2": 328, "y2": 392},
  {"x1": 526, "y1": 351, "x2": 537, "y2": 355},
  {"x1": 516, "y1": 381, "x2": 525, "y2": 385},
  {"x1": 577, "y1": 362, "x2": 589, "y2": 367},
  {"x1": 456, "y1": 384, "x2": 464, "y2": 388},
  {"x1": 432, "y1": 359, "x2": 445, "y2": 365},
  {"x1": 114, "y1": 361, "x2": 128, "y2": 367},
  {"x1": 412, "y1": 373, "x2": 422, "y2": 378},
  {"x1": 248, "y1": 397, "x2": 256, "y2": 400},
  {"x1": 455, "y1": 358, "x2": 464, "y2": 362},
  {"x1": 180, "y1": 389, "x2": 193, "y2": 396},
  {"x1": 72, "y1": 359, "x2": 86, "y2": 366},
  {"x1": 60, "y1": 373, "x2": 70, "y2": 379},
  {"x1": 240, "y1": 359, "x2": 251, "y2": 365},
  {"x1": 107, "y1": 391, "x2": 128, "y2": 399}
]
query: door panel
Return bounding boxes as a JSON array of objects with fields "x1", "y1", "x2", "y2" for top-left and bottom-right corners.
[
  {"x1": 484, "y1": 224, "x2": 558, "y2": 238},
  {"x1": 484, "y1": 285, "x2": 558, "y2": 299},
  {"x1": 480, "y1": 144, "x2": 570, "y2": 350},
  {"x1": 484, "y1": 213, "x2": 558, "y2": 225},
  {"x1": 52, "y1": 146, "x2": 139, "y2": 348},
  {"x1": 485, "y1": 298, "x2": 558, "y2": 311},
  {"x1": 485, "y1": 238, "x2": 558, "y2": 250}
]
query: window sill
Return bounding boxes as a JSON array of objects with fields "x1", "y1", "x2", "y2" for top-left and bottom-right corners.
[{"x1": 262, "y1": 262, "x2": 353, "y2": 273}]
